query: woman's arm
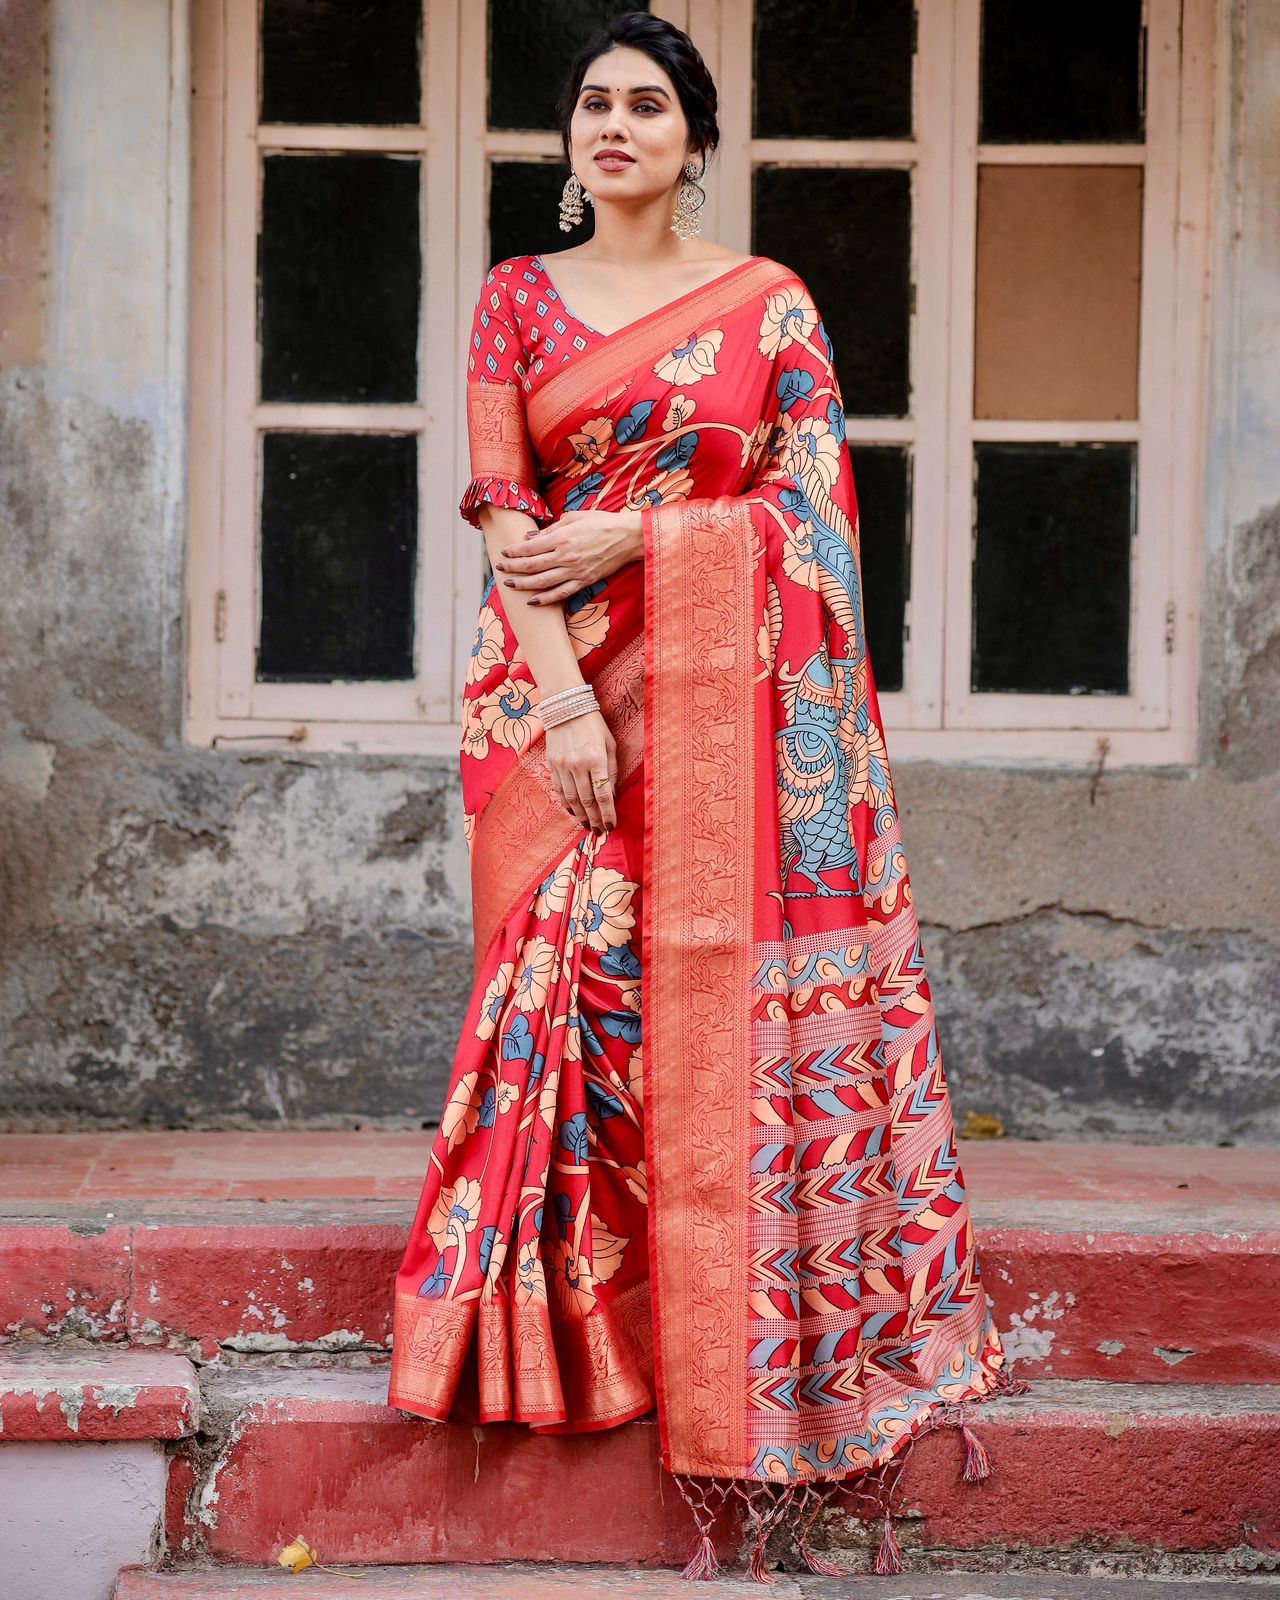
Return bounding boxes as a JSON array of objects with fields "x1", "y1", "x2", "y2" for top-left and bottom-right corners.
[
  {"x1": 490, "y1": 509, "x2": 644, "y2": 603},
  {"x1": 476, "y1": 502, "x2": 586, "y2": 695}
]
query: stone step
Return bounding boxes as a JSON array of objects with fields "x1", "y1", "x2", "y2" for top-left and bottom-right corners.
[
  {"x1": 0, "y1": 1343, "x2": 198, "y2": 1441},
  {"x1": 0, "y1": 1346, "x2": 201, "y2": 1600},
  {"x1": 4, "y1": 1132, "x2": 1278, "y2": 1385},
  {"x1": 112, "y1": 1566, "x2": 1280, "y2": 1599},
  {"x1": 162, "y1": 1361, "x2": 1280, "y2": 1573}
]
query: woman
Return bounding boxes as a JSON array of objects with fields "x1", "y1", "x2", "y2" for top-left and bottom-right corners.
[{"x1": 389, "y1": 12, "x2": 1028, "y2": 1581}]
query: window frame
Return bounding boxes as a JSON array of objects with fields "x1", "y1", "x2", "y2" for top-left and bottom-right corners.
[{"x1": 188, "y1": 0, "x2": 466, "y2": 754}]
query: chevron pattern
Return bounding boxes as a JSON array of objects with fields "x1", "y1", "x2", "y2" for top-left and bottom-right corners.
[{"x1": 745, "y1": 884, "x2": 1003, "y2": 1480}]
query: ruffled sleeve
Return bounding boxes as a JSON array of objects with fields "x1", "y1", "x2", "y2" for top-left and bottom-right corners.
[{"x1": 459, "y1": 263, "x2": 555, "y2": 530}]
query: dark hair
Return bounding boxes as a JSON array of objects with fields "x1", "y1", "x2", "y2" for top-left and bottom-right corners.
[{"x1": 554, "y1": 11, "x2": 721, "y2": 173}]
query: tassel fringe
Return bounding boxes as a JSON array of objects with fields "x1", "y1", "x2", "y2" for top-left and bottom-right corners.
[
  {"x1": 672, "y1": 1356, "x2": 1031, "y2": 1583},
  {"x1": 961, "y1": 1422, "x2": 992, "y2": 1482},
  {"x1": 874, "y1": 1507, "x2": 904, "y2": 1574},
  {"x1": 679, "y1": 1532, "x2": 719, "y2": 1581}
]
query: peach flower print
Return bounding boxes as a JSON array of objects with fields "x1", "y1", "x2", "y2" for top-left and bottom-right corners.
[
  {"x1": 653, "y1": 326, "x2": 724, "y2": 385},
  {"x1": 440, "y1": 1070, "x2": 482, "y2": 1151},
  {"x1": 427, "y1": 1174, "x2": 482, "y2": 1253},
  {"x1": 475, "y1": 960, "x2": 516, "y2": 1040},
  {"x1": 576, "y1": 869, "x2": 638, "y2": 952},
  {"x1": 512, "y1": 934, "x2": 559, "y2": 1012},
  {"x1": 466, "y1": 603, "x2": 507, "y2": 687}
]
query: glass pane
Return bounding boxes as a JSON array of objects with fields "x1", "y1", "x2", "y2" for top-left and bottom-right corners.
[
  {"x1": 261, "y1": 0, "x2": 423, "y2": 126},
  {"x1": 259, "y1": 432, "x2": 418, "y2": 681},
  {"x1": 489, "y1": 0, "x2": 647, "y2": 132},
  {"x1": 754, "y1": 166, "x2": 911, "y2": 418},
  {"x1": 489, "y1": 160, "x2": 594, "y2": 267},
  {"x1": 980, "y1": 0, "x2": 1144, "y2": 144},
  {"x1": 260, "y1": 154, "x2": 421, "y2": 404},
  {"x1": 975, "y1": 165, "x2": 1142, "y2": 421},
  {"x1": 850, "y1": 446, "x2": 909, "y2": 692},
  {"x1": 972, "y1": 442, "x2": 1133, "y2": 695},
  {"x1": 754, "y1": 0, "x2": 914, "y2": 140}
]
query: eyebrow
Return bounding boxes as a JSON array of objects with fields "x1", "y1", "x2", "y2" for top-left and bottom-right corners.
[{"x1": 581, "y1": 83, "x2": 672, "y2": 99}]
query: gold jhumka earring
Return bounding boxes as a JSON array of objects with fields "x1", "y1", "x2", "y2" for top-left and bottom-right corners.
[
  {"x1": 670, "y1": 155, "x2": 706, "y2": 240},
  {"x1": 558, "y1": 171, "x2": 588, "y2": 232}
]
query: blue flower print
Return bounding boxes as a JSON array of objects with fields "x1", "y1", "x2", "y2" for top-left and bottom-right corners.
[
  {"x1": 417, "y1": 1255, "x2": 448, "y2": 1299},
  {"x1": 586, "y1": 1080, "x2": 624, "y2": 1120},
  {"x1": 502, "y1": 1013, "x2": 534, "y2": 1063},
  {"x1": 559, "y1": 1112, "x2": 588, "y2": 1162}
]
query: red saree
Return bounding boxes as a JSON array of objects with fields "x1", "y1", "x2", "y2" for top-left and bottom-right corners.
[{"x1": 389, "y1": 252, "x2": 1028, "y2": 1578}]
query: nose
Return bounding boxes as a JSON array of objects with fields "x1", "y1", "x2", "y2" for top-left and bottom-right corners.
[{"x1": 600, "y1": 104, "x2": 630, "y2": 141}]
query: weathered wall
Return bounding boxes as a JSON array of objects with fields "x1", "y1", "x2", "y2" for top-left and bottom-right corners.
[{"x1": 0, "y1": 0, "x2": 1276, "y2": 1137}]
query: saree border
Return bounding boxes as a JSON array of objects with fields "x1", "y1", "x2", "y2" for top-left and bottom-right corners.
[
  {"x1": 526, "y1": 257, "x2": 791, "y2": 445},
  {"x1": 466, "y1": 380, "x2": 541, "y2": 483},
  {"x1": 469, "y1": 632, "x2": 645, "y2": 983},
  {"x1": 642, "y1": 494, "x2": 758, "y2": 1479}
]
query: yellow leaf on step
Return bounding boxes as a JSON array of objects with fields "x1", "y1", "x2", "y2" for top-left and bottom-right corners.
[
  {"x1": 277, "y1": 1537, "x2": 319, "y2": 1572},
  {"x1": 276, "y1": 1534, "x2": 368, "y2": 1577},
  {"x1": 960, "y1": 1110, "x2": 1006, "y2": 1139}
]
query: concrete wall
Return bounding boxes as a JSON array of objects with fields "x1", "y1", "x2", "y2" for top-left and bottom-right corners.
[
  {"x1": 1, "y1": 0, "x2": 1276, "y2": 1139},
  {"x1": 0, "y1": 1441, "x2": 166, "y2": 1600}
]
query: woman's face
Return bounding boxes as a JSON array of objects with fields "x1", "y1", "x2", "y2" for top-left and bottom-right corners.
[{"x1": 568, "y1": 46, "x2": 696, "y2": 200}]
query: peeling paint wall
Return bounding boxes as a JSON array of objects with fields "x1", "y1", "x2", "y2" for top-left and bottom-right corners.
[{"x1": 0, "y1": 0, "x2": 1276, "y2": 1137}]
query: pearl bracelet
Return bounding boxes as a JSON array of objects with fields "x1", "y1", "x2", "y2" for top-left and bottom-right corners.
[{"x1": 538, "y1": 684, "x2": 600, "y2": 728}]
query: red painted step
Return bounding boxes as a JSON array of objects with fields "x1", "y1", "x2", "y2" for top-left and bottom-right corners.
[
  {"x1": 162, "y1": 1361, "x2": 1280, "y2": 1571},
  {"x1": 4, "y1": 1133, "x2": 1278, "y2": 1385},
  {"x1": 0, "y1": 1344, "x2": 198, "y2": 1441}
]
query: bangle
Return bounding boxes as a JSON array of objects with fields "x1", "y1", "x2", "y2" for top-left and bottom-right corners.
[{"x1": 538, "y1": 684, "x2": 599, "y2": 727}]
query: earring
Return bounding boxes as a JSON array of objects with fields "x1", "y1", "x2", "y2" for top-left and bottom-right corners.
[
  {"x1": 671, "y1": 156, "x2": 706, "y2": 240},
  {"x1": 559, "y1": 171, "x2": 588, "y2": 232}
]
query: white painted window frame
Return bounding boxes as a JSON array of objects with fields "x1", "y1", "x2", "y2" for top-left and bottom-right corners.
[
  {"x1": 187, "y1": 0, "x2": 1213, "y2": 766},
  {"x1": 188, "y1": 0, "x2": 466, "y2": 754}
]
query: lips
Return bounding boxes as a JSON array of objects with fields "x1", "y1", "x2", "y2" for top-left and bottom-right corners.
[{"x1": 594, "y1": 153, "x2": 634, "y2": 166}]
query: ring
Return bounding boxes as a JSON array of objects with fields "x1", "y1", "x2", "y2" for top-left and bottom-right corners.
[{"x1": 591, "y1": 775, "x2": 610, "y2": 790}]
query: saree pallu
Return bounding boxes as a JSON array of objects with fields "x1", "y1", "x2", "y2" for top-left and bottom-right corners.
[{"x1": 388, "y1": 253, "x2": 1029, "y2": 1579}]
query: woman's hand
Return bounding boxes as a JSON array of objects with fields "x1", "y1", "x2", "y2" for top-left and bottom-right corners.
[
  {"x1": 545, "y1": 709, "x2": 617, "y2": 833},
  {"x1": 494, "y1": 510, "x2": 643, "y2": 605}
]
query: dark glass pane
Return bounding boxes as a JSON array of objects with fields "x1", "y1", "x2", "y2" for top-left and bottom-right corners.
[
  {"x1": 754, "y1": 166, "x2": 911, "y2": 418},
  {"x1": 261, "y1": 0, "x2": 422, "y2": 126},
  {"x1": 980, "y1": 0, "x2": 1144, "y2": 143},
  {"x1": 850, "y1": 446, "x2": 909, "y2": 692},
  {"x1": 259, "y1": 432, "x2": 417, "y2": 681},
  {"x1": 489, "y1": 0, "x2": 647, "y2": 132},
  {"x1": 754, "y1": 0, "x2": 914, "y2": 139},
  {"x1": 972, "y1": 442, "x2": 1133, "y2": 694},
  {"x1": 489, "y1": 160, "x2": 594, "y2": 268},
  {"x1": 260, "y1": 154, "x2": 420, "y2": 403}
]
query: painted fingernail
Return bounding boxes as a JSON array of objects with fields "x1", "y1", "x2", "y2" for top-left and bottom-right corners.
[{"x1": 503, "y1": 579, "x2": 514, "y2": 586}]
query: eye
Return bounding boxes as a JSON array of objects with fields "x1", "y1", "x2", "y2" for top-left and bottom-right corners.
[{"x1": 583, "y1": 96, "x2": 662, "y2": 113}]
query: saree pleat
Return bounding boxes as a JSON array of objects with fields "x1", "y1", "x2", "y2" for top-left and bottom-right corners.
[{"x1": 389, "y1": 253, "x2": 1030, "y2": 1578}]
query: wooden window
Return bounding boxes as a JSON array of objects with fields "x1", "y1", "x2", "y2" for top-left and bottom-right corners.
[
  {"x1": 189, "y1": 0, "x2": 1213, "y2": 765},
  {"x1": 189, "y1": 0, "x2": 464, "y2": 752}
]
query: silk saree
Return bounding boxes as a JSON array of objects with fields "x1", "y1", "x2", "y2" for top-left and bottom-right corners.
[{"x1": 388, "y1": 252, "x2": 1028, "y2": 1579}]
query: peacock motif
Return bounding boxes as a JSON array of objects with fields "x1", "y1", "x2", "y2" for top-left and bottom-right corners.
[{"x1": 775, "y1": 649, "x2": 863, "y2": 898}]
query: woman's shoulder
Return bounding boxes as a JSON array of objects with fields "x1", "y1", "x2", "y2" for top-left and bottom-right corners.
[{"x1": 479, "y1": 254, "x2": 540, "y2": 289}]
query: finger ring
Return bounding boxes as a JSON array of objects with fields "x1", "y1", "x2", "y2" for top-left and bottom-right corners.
[{"x1": 591, "y1": 775, "x2": 610, "y2": 790}]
